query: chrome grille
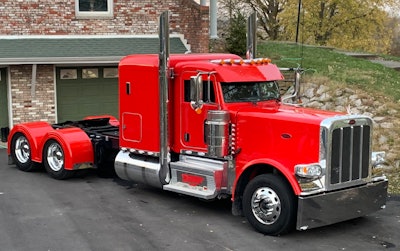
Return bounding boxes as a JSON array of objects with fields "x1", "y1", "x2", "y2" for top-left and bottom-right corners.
[{"x1": 330, "y1": 125, "x2": 370, "y2": 186}]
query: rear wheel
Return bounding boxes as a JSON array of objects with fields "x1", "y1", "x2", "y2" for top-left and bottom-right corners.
[
  {"x1": 43, "y1": 140, "x2": 75, "y2": 180},
  {"x1": 10, "y1": 133, "x2": 37, "y2": 172},
  {"x1": 243, "y1": 174, "x2": 297, "y2": 236}
]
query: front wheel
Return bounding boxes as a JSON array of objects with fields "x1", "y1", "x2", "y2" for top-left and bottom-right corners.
[
  {"x1": 43, "y1": 140, "x2": 75, "y2": 180},
  {"x1": 10, "y1": 132, "x2": 37, "y2": 172},
  {"x1": 243, "y1": 174, "x2": 297, "y2": 236}
]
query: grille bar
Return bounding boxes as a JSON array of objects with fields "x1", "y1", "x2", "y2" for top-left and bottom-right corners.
[{"x1": 330, "y1": 125, "x2": 370, "y2": 185}]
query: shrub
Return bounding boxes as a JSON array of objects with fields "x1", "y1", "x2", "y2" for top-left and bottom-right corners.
[{"x1": 225, "y1": 12, "x2": 247, "y2": 56}]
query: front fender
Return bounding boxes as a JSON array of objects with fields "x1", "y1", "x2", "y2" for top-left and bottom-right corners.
[
  {"x1": 40, "y1": 128, "x2": 94, "y2": 170},
  {"x1": 7, "y1": 122, "x2": 54, "y2": 163},
  {"x1": 235, "y1": 158, "x2": 302, "y2": 197}
]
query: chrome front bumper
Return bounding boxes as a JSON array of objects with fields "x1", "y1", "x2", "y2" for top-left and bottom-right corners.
[{"x1": 296, "y1": 180, "x2": 388, "y2": 230}]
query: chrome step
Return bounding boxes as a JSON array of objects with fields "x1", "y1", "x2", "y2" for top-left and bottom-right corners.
[{"x1": 163, "y1": 155, "x2": 228, "y2": 199}]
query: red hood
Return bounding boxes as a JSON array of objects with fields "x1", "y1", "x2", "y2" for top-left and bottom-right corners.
[
  {"x1": 227, "y1": 101, "x2": 345, "y2": 174},
  {"x1": 227, "y1": 101, "x2": 343, "y2": 126}
]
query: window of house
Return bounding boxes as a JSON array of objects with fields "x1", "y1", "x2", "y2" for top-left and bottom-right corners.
[{"x1": 75, "y1": 0, "x2": 113, "y2": 19}]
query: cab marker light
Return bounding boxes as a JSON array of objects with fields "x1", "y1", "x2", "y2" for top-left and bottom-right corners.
[
  {"x1": 263, "y1": 58, "x2": 271, "y2": 64},
  {"x1": 211, "y1": 58, "x2": 271, "y2": 65}
]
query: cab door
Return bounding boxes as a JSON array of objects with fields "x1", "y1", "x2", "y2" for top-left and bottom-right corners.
[{"x1": 180, "y1": 71, "x2": 219, "y2": 152}]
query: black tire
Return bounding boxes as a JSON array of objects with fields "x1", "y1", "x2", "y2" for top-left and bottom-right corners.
[
  {"x1": 43, "y1": 139, "x2": 75, "y2": 180},
  {"x1": 243, "y1": 174, "x2": 297, "y2": 236},
  {"x1": 10, "y1": 132, "x2": 37, "y2": 172}
]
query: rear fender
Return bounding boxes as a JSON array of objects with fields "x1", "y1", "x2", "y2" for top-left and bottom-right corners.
[
  {"x1": 7, "y1": 122, "x2": 54, "y2": 163},
  {"x1": 40, "y1": 128, "x2": 94, "y2": 170}
]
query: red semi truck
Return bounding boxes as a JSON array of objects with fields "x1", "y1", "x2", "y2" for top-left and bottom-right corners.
[{"x1": 7, "y1": 12, "x2": 388, "y2": 235}]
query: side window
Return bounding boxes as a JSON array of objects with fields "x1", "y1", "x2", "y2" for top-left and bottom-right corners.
[
  {"x1": 75, "y1": 0, "x2": 113, "y2": 19},
  {"x1": 184, "y1": 80, "x2": 215, "y2": 103}
]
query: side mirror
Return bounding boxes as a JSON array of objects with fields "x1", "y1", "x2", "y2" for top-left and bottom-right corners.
[
  {"x1": 190, "y1": 75, "x2": 203, "y2": 101},
  {"x1": 293, "y1": 70, "x2": 301, "y2": 101},
  {"x1": 280, "y1": 67, "x2": 303, "y2": 105},
  {"x1": 190, "y1": 75, "x2": 204, "y2": 111}
]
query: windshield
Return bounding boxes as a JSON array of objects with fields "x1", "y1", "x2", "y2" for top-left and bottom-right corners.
[{"x1": 221, "y1": 81, "x2": 280, "y2": 103}]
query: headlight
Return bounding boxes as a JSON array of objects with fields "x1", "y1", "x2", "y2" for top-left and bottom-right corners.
[
  {"x1": 295, "y1": 162, "x2": 326, "y2": 195},
  {"x1": 295, "y1": 164, "x2": 324, "y2": 179}
]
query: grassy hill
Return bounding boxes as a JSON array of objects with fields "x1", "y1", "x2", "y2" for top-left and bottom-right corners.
[
  {"x1": 258, "y1": 42, "x2": 400, "y2": 102},
  {"x1": 257, "y1": 41, "x2": 400, "y2": 194}
]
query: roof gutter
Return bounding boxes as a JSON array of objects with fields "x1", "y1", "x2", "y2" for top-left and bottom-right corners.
[{"x1": 0, "y1": 56, "x2": 123, "y2": 66}]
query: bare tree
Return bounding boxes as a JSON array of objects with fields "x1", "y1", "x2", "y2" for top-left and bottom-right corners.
[
  {"x1": 245, "y1": 0, "x2": 288, "y2": 40},
  {"x1": 219, "y1": 0, "x2": 252, "y2": 21}
]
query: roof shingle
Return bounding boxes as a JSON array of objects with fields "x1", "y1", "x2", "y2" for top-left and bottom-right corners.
[{"x1": 0, "y1": 35, "x2": 189, "y2": 65}]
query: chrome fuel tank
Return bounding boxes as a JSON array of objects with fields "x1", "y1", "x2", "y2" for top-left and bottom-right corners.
[{"x1": 205, "y1": 110, "x2": 230, "y2": 158}]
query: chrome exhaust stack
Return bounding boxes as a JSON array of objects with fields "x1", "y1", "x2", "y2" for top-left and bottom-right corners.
[
  {"x1": 114, "y1": 12, "x2": 171, "y2": 188},
  {"x1": 246, "y1": 12, "x2": 257, "y2": 59},
  {"x1": 158, "y1": 11, "x2": 170, "y2": 185}
]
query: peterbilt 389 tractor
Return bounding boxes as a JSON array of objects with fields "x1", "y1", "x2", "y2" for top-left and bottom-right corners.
[{"x1": 7, "y1": 12, "x2": 387, "y2": 235}]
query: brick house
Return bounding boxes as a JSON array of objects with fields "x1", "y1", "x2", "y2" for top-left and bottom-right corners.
[{"x1": 0, "y1": 0, "x2": 210, "y2": 141}]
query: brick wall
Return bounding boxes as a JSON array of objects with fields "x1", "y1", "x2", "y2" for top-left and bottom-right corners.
[
  {"x1": 0, "y1": 0, "x2": 209, "y2": 53},
  {"x1": 10, "y1": 65, "x2": 56, "y2": 124},
  {"x1": 3, "y1": 0, "x2": 210, "y2": 124},
  {"x1": 171, "y1": 0, "x2": 210, "y2": 53}
]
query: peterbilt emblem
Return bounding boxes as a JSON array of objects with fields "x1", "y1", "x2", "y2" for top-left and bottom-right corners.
[
  {"x1": 348, "y1": 119, "x2": 356, "y2": 125},
  {"x1": 281, "y1": 133, "x2": 292, "y2": 139}
]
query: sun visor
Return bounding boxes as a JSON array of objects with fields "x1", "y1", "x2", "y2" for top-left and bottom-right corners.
[{"x1": 215, "y1": 63, "x2": 284, "y2": 82}]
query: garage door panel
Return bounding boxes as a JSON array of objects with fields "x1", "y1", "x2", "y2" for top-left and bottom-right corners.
[
  {"x1": 57, "y1": 67, "x2": 118, "y2": 122},
  {"x1": 81, "y1": 83, "x2": 100, "y2": 96},
  {"x1": 0, "y1": 68, "x2": 9, "y2": 128},
  {"x1": 58, "y1": 84, "x2": 79, "y2": 95},
  {"x1": 58, "y1": 110, "x2": 79, "y2": 122}
]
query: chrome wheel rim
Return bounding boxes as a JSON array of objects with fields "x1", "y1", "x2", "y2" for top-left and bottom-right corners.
[
  {"x1": 14, "y1": 135, "x2": 31, "y2": 164},
  {"x1": 46, "y1": 142, "x2": 64, "y2": 172},
  {"x1": 251, "y1": 187, "x2": 281, "y2": 225}
]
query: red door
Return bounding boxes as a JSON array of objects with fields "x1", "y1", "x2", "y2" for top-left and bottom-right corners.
[{"x1": 179, "y1": 71, "x2": 219, "y2": 153}]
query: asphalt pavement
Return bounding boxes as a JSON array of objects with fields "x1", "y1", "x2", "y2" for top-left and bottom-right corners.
[{"x1": 0, "y1": 148, "x2": 399, "y2": 251}]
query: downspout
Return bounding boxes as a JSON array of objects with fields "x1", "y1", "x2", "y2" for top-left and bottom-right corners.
[
  {"x1": 31, "y1": 64, "x2": 37, "y2": 97},
  {"x1": 158, "y1": 11, "x2": 170, "y2": 185},
  {"x1": 210, "y1": 0, "x2": 218, "y2": 39}
]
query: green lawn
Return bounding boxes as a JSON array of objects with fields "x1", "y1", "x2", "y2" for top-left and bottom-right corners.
[{"x1": 258, "y1": 41, "x2": 400, "y2": 102}]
